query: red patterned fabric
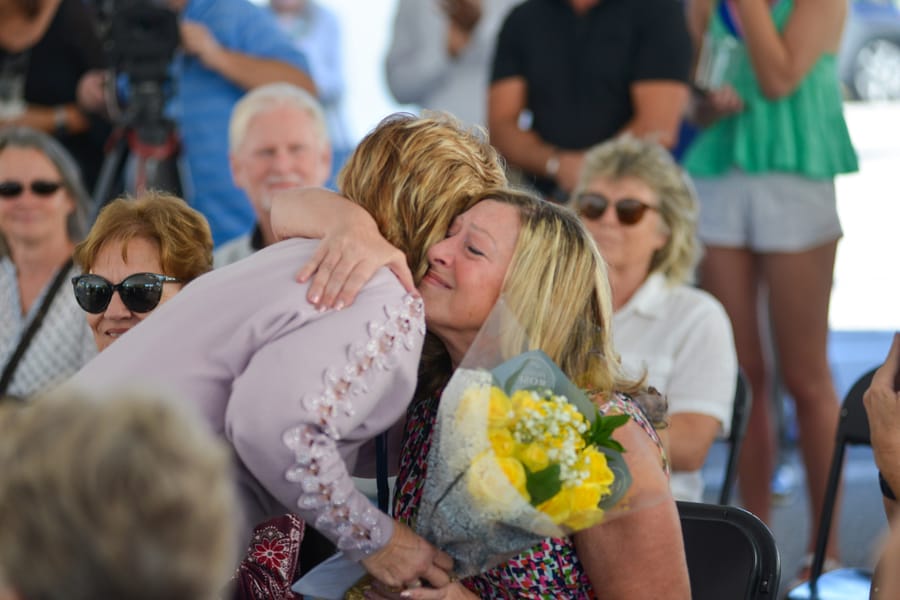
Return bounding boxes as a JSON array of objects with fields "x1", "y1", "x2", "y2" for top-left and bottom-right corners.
[{"x1": 232, "y1": 514, "x2": 305, "y2": 600}]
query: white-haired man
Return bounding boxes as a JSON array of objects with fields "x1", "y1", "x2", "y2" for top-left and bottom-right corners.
[{"x1": 214, "y1": 82, "x2": 332, "y2": 267}]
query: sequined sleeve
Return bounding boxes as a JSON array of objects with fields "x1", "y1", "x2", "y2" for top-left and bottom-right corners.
[{"x1": 225, "y1": 293, "x2": 425, "y2": 561}]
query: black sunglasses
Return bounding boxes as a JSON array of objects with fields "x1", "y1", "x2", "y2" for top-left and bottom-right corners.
[
  {"x1": 575, "y1": 192, "x2": 659, "y2": 226},
  {"x1": 0, "y1": 180, "x2": 63, "y2": 199},
  {"x1": 71, "y1": 273, "x2": 182, "y2": 314}
]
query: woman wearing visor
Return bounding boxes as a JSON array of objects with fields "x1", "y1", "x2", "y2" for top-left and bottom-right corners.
[{"x1": 71, "y1": 191, "x2": 213, "y2": 352}]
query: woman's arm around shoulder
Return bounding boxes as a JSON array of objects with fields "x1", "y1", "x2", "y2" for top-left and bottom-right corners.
[{"x1": 269, "y1": 187, "x2": 415, "y2": 309}]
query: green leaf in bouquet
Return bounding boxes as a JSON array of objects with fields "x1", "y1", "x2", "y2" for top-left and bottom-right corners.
[
  {"x1": 584, "y1": 412, "x2": 630, "y2": 454},
  {"x1": 490, "y1": 350, "x2": 597, "y2": 423},
  {"x1": 525, "y1": 463, "x2": 562, "y2": 506},
  {"x1": 598, "y1": 446, "x2": 632, "y2": 510}
]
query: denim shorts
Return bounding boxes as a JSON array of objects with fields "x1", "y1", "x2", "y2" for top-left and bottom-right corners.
[{"x1": 692, "y1": 170, "x2": 843, "y2": 252}]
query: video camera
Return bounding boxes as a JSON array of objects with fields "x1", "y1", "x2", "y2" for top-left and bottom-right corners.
[
  {"x1": 90, "y1": 0, "x2": 185, "y2": 213},
  {"x1": 94, "y1": 0, "x2": 180, "y2": 145},
  {"x1": 96, "y1": 0, "x2": 180, "y2": 84}
]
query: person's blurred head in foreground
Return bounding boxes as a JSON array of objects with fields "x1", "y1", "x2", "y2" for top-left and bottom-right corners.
[
  {"x1": 72, "y1": 191, "x2": 213, "y2": 351},
  {"x1": 0, "y1": 387, "x2": 238, "y2": 600}
]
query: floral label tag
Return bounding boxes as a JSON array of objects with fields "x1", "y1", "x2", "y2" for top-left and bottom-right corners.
[{"x1": 490, "y1": 349, "x2": 597, "y2": 423}]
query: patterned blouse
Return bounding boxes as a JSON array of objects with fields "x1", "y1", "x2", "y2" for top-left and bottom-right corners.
[
  {"x1": 393, "y1": 390, "x2": 668, "y2": 599},
  {"x1": 0, "y1": 257, "x2": 95, "y2": 399}
]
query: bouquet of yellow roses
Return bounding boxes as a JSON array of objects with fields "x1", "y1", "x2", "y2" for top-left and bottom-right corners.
[
  {"x1": 465, "y1": 380, "x2": 629, "y2": 532},
  {"x1": 414, "y1": 303, "x2": 636, "y2": 576}
]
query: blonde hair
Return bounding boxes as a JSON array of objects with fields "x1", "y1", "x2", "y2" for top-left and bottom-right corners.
[
  {"x1": 572, "y1": 135, "x2": 701, "y2": 285},
  {"x1": 0, "y1": 387, "x2": 238, "y2": 600},
  {"x1": 74, "y1": 191, "x2": 213, "y2": 282},
  {"x1": 229, "y1": 82, "x2": 330, "y2": 153},
  {"x1": 338, "y1": 112, "x2": 507, "y2": 283},
  {"x1": 419, "y1": 188, "x2": 646, "y2": 402}
]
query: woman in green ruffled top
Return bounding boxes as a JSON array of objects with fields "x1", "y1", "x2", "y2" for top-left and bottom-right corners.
[{"x1": 684, "y1": 0, "x2": 856, "y2": 581}]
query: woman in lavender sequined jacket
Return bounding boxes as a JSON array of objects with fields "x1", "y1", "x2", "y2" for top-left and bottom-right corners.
[{"x1": 67, "y1": 113, "x2": 507, "y2": 591}]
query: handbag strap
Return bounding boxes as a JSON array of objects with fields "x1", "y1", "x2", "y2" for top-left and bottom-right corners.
[
  {"x1": 0, "y1": 257, "x2": 74, "y2": 398},
  {"x1": 375, "y1": 432, "x2": 390, "y2": 513}
]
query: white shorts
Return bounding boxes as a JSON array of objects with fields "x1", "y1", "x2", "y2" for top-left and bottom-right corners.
[{"x1": 692, "y1": 170, "x2": 843, "y2": 252}]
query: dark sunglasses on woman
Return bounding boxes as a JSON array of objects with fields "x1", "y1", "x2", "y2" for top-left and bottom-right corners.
[
  {"x1": 575, "y1": 192, "x2": 659, "y2": 226},
  {"x1": 71, "y1": 273, "x2": 182, "y2": 314},
  {"x1": 0, "y1": 180, "x2": 63, "y2": 198}
]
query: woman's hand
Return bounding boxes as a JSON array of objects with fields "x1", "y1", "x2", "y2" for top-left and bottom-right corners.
[
  {"x1": 296, "y1": 215, "x2": 415, "y2": 310},
  {"x1": 360, "y1": 522, "x2": 454, "y2": 593},
  {"x1": 366, "y1": 578, "x2": 477, "y2": 600},
  {"x1": 76, "y1": 69, "x2": 109, "y2": 115},
  {"x1": 864, "y1": 333, "x2": 900, "y2": 491},
  {"x1": 268, "y1": 187, "x2": 416, "y2": 309},
  {"x1": 689, "y1": 85, "x2": 744, "y2": 128}
]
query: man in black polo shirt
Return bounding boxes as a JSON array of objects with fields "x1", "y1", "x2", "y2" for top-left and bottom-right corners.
[{"x1": 488, "y1": 0, "x2": 692, "y2": 202}]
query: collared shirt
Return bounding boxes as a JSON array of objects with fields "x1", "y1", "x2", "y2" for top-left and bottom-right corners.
[
  {"x1": 613, "y1": 272, "x2": 737, "y2": 502},
  {"x1": 212, "y1": 224, "x2": 265, "y2": 268}
]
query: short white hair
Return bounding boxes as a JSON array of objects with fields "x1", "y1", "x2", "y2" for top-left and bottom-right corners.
[{"x1": 229, "y1": 82, "x2": 330, "y2": 153}]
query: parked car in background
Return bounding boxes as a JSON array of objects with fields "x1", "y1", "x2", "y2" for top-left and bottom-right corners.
[{"x1": 839, "y1": 0, "x2": 900, "y2": 101}]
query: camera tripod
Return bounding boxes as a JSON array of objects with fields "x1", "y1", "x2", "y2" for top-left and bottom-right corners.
[{"x1": 91, "y1": 79, "x2": 187, "y2": 221}]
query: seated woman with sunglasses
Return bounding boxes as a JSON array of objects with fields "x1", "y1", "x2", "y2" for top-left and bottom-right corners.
[
  {"x1": 0, "y1": 126, "x2": 95, "y2": 401},
  {"x1": 569, "y1": 135, "x2": 737, "y2": 503},
  {"x1": 72, "y1": 191, "x2": 213, "y2": 352}
]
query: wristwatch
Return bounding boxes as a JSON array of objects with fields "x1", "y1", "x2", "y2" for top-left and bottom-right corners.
[
  {"x1": 53, "y1": 105, "x2": 67, "y2": 136},
  {"x1": 545, "y1": 150, "x2": 560, "y2": 179}
]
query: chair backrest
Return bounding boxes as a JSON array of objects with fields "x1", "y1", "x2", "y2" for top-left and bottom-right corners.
[
  {"x1": 720, "y1": 371, "x2": 752, "y2": 505},
  {"x1": 806, "y1": 367, "x2": 876, "y2": 586},
  {"x1": 678, "y1": 500, "x2": 781, "y2": 599}
]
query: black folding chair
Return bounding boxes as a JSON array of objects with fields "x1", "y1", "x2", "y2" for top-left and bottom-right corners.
[
  {"x1": 786, "y1": 368, "x2": 877, "y2": 600},
  {"x1": 678, "y1": 500, "x2": 781, "y2": 599},
  {"x1": 720, "y1": 371, "x2": 752, "y2": 505}
]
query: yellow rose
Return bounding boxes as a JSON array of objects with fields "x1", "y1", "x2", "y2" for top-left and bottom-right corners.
[
  {"x1": 580, "y1": 447, "x2": 615, "y2": 490},
  {"x1": 455, "y1": 385, "x2": 488, "y2": 428},
  {"x1": 537, "y1": 488, "x2": 573, "y2": 524},
  {"x1": 511, "y1": 390, "x2": 545, "y2": 418},
  {"x1": 488, "y1": 387, "x2": 514, "y2": 428},
  {"x1": 496, "y1": 456, "x2": 529, "y2": 499},
  {"x1": 489, "y1": 428, "x2": 516, "y2": 457},
  {"x1": 517, "y1": 442, "x2": 550, "y2": 472},
  {"x1": 569, "y1": 482, "x2": 604, "y2": 513},
  {"x1": 467, "y1": 452, "x2": 529, "y2": 509}
]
